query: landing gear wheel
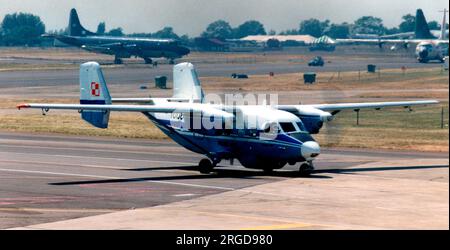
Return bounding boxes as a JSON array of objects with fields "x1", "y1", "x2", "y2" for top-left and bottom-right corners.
[
  {"x1": 299, "y1": 162, "x2": 314, "y2": 177},
  {"x1": 169, "y1": 59, "x2": 175, "y2": 65},
  {"x1": 199, "y1": 159, "x2": 214, "y2": 174},
  {"x1": 144, "y1": 58, "x2": 153, "y2": 64},
  {"x1": 114, "y1": 57, "x2": 123, "y2": 64}
]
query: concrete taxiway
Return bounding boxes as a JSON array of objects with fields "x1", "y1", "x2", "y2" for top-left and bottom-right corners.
[{"x1": 0, "y1": 132, "x2": 447, "y2": 230}]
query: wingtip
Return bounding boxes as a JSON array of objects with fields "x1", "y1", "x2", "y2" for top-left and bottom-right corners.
[{"x1": 17, "y1": 104, "x2": 30, "y2": 110}]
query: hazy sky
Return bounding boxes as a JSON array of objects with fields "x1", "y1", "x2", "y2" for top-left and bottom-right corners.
[{"x1": 0, "y1": 0, "x2": 448, "y2": 36}]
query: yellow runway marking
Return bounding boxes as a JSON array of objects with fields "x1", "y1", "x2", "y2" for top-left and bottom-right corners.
[
  {"x1": 191, "y1": 210, "x2": 318, "y2": 229},
  {"x1": 241, "y1": 223, "x2": 312, "y2": 230}
]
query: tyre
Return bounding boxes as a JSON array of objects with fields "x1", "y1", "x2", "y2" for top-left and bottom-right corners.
[
  {"x1": 114, "y1": 58, "x2": 123, "y2": 64},
  {"x1": 199, "y1": 159, "x2": 214, "y2": 174},
  {"x1": 299, "y1": 163, "x2": 314, "y2": 177}
]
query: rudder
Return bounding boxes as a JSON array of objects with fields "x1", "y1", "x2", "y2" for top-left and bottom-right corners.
[
  {"x1": 80, "y1": 62, "x2": 111, "y2": 128},
  {"x1": 172, "y1": 63, "x2": 204, "y2": 102},
  {"x1": 415, "y1": 9, "x2": 434, "y2": 39},
  {"x1": 69, "y1": 8, "x2": 96, "y2": 37}
]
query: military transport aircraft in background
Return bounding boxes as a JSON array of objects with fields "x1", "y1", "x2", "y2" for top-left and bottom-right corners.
[
  {"x1": 17, "y1": 62, "x2": 438, "y2": 176},
  {"x1": 337, "y1": 9, "x2": 449, "y2": 63},
  {"x1": 45, "y1": 9, "x2": 190, "y2": 64}
]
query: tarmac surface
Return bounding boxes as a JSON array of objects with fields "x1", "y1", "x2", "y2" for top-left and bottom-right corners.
[
  {"x1": 0, "y1": 132, "x2": 448, "y2": 230},
  {"x1": 0, "y1": 55, "x2": 439, "y2": 89}
]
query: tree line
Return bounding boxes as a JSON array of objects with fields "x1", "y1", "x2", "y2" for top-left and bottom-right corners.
[{"x1": 0, "y1": 12, "x2": 446, "y2": 46}]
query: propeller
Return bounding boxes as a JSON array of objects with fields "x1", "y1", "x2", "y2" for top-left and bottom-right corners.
[{"x1": 315, "y1": 86, "x2": 345, "y2": 148}]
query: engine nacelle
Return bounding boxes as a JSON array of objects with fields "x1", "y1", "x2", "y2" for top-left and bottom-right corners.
[
  {"x1": 300, "y1": 116, "x2": 324, "y2": 134},
  {"x1": 289, "y1": 106, "x2": 333, "y2": 134}
]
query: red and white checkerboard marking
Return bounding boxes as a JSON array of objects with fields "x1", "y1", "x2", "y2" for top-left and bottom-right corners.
[{"x1": 91, "y1": 82, "x2": 100, "y2": 97}]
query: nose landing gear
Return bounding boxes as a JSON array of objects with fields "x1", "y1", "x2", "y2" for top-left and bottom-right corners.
[{"x1": 299, "y1": 161, "x2": 315, "y2": 177}]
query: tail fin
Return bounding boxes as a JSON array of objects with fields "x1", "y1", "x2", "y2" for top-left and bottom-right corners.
[
  {"x1": 80, "y1": 62, "x2": 111, "y2": 128},
  {"x1": 69, "y1": 8, "x2": 96, "y2": 37},
  {"x1": 172, "y1": 63, "x2": 204, "y2": 103},
  {"x1": 415, "y1": 9, "x2": 434, "y2": 39}
]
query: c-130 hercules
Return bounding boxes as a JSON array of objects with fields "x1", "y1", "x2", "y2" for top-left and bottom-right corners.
[{"x1": 46, "y1": 9, "x2": 190, "y2": 64}]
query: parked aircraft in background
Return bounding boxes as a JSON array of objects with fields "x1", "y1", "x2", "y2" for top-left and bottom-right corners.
[
  {"x1": 46, "y1": 9, "x2": 190, "y2": 64},
  {"x1": 337, "y1": 9, "x2": 449, "y2": 63},
  {"x1": 376, "y1": 9, "x2": 448, "y2": 40},
  {"x1": 17, "y1": 62, "x2": 438, "y2": 176}
]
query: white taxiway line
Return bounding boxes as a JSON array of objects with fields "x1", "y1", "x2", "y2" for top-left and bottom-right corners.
[
  {"x1": 0, "y1": 151, "x2": 196, "y2": 166},
  {"x1": 0, "y1": 143, "x2": 195, "y2": 158},
  {"x1": 0, "y1": 168, "x2": 236, "y2": 191}
]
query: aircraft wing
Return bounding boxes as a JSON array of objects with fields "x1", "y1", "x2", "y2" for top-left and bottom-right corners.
[
  {"x1": 306, "y1": 100, "x2": 439, "y2": 112},
  {"x1": 276, "y1": 100, "x2": 439, "y2": 123},
  {"x1": 112, "y1": 98, "x2": 192, "y2": 103},
  {"x1": 20, "y1": 100, "x2": 438, "y2": 115},
  {"x1": 17, "y1": 103, "x2": 234, "y2": 119},
  {"x1": 336, "y1": 38, "x2": 449, "y2": 45}
]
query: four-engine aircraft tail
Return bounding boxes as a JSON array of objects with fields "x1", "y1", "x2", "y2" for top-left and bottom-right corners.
[
  {"x1": 69, "y1": 8, "x2": 96, "y2": 37},
  {"x1": 415, "y1": 9, "x2": 435, "y2": 39}
]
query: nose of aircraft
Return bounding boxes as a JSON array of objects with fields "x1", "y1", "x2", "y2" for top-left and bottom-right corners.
[
  {"x1": 418, "y1": 49, "x2": 428, "y2": 59},
  {"x1": 301, "y1": 141, "x2": 321, "y2": 160},
  {"x1": 418, "y1": 46, "x2": 428, "y2": 59}
]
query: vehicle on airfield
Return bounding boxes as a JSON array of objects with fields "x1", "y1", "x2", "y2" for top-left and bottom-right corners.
[
  {"x1": 46, "y1": 9, "x2": 190, "y2": 64},
  {"x1": 308, "y1": 56, "x2": 325, "y2": 67},
  {"x1": 17, "y1": 62, "x2": 439, "y2": 176}
]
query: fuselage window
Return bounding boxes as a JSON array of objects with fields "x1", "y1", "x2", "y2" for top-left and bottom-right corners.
[{"x1": 280, "y1": 122, "x2": 297, "y2": 133}]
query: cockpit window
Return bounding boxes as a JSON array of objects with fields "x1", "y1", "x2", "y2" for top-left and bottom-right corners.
[
  {"x1": 296, "y1": 121, "x2": 306, "y2": 132},
  {"x1": 263, "y1": 123, "x2": 280, "y2": 134},
  {"x1": 280, "y1": 122, "x2": 297, "y2": 133}
]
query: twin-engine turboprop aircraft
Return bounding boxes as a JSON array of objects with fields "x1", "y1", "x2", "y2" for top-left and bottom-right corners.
[{"x1": 17, "y1": 62, "x2": 438, "y2": 176}]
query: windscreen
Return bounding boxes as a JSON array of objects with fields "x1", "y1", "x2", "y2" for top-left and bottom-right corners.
[{"x1": 280, "y1": 122, "x2": 297, "y2": 133}]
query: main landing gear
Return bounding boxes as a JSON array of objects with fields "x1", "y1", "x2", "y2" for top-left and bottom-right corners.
[
  {"x1": 198, "y1": 158, "x2": 216, "y2": 174},
  {"x1": 114, "y1": 56, "x2": 123, "y2": 64},
  {"x1": 144, "y1": 58, "x2": 153, "y2": 64},
  {"x1": 299, "y1": 161, "x2": 315, "y2": 177}
]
